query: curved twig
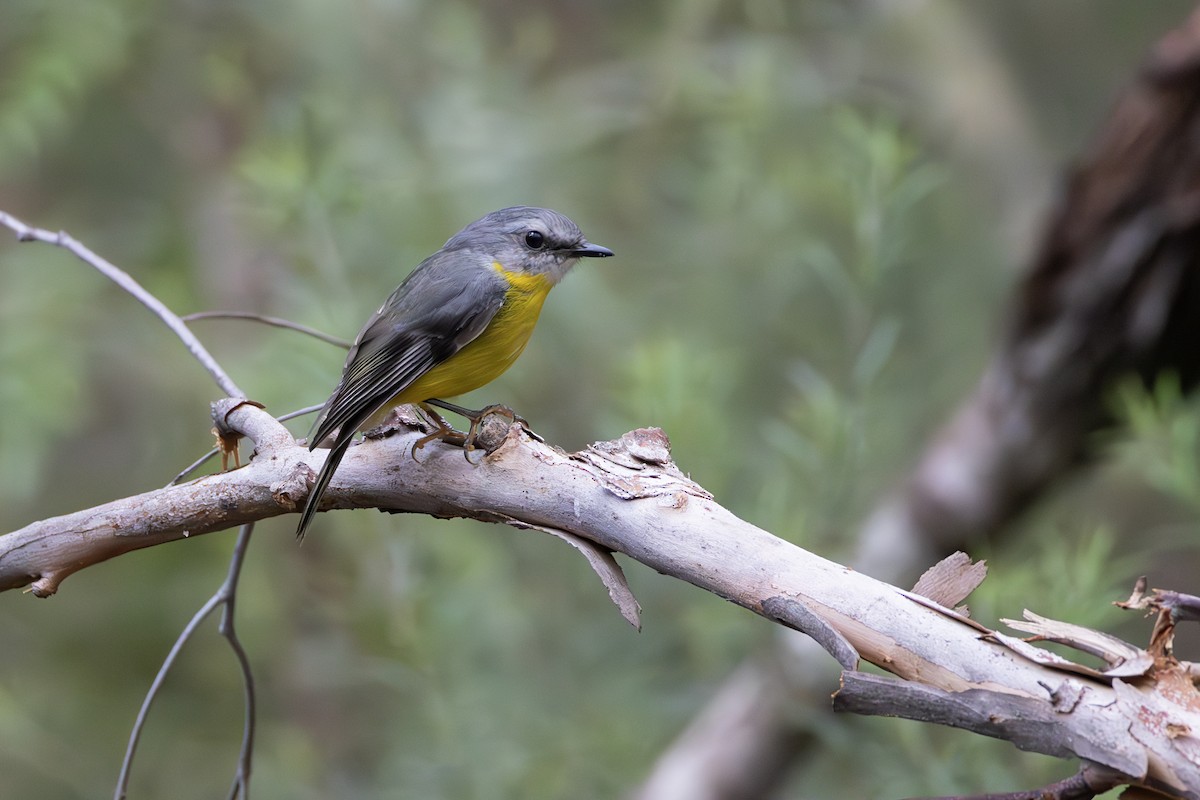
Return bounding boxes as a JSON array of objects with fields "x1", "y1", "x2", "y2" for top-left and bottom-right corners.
[
  {"x1": 167, "y1": 448, "x2": 221, "y2": 488},
  {"x1": 219, "y1": 525, "x2": 256, "y2": 800},
  {"x1": 0, "y1": 210, "x2": 244, "y2": 398},
  {"x1": 114, "y1": 587, "x2": 226, "y2": 798},
  {"x1": 113, "y1": 523, "x2": 256, "y2": 800},
  {"x1": 277, "y1": 403, "x2": 325, "y2": 424},
  {"x1": 183, "y1": 310, "x2": 352, "y2": 349}
]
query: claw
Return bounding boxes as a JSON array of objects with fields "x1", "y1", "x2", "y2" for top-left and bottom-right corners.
[
  {"x1": 414, "y1": 400, "x2": 526, "y2": 462},
  {"x1": 411, "y1": 402, "x2": 465, "y2": 460}
]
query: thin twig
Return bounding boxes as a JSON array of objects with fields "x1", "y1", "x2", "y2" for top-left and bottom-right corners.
[
  {"x1": 277, "y1": 403, "x2": 325, "y2": 423},
  {"x1": 0, "y1": 210, "x2": 244, "y2": 398},
  {"x1": 183, "y1": 310, "x2": 352, "y2": 349},
  {"x1": 219, "y1": 525, "x2": 256, "y2": 800},
  {"x1": 113, "y1": 524, "x2": 256, "y2": 800},
  {"x1": 166, "y1": 448, "x2": 221, "y2": 487},
  {"x1": 114, "y1": 592, "x2": 224, "y2": 799}
]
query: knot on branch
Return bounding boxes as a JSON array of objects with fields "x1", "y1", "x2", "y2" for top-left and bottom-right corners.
[
  {"x1": 209, "y1": 398, "x2": 297, "y2": 456},
  {"x1": 29, "y1": 571, "x2": 67, "y2": 599},
  {"x1": 270, "y1": 464, "x2": 318, "y2": 513}
]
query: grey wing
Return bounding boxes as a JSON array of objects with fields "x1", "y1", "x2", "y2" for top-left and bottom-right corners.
[{"x1": 309, "y1": 261, "x2": 504, "y2": 448}]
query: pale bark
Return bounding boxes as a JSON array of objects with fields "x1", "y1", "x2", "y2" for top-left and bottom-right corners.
[{"x1": 2, "y1": 400, "x2": 1198, "y2": 797}]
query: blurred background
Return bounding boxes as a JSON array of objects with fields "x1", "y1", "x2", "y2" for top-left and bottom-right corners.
[{"x1": 2, "y1": 1, "x2": 1199, "y2": 797}]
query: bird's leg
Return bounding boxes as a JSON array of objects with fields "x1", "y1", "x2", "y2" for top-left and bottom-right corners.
[
  {"x1": 424, "y1": 399, "x2": 527, "y2": 461},
  {"x1": 411, "y1": 402, "x2": 468, "y2": 461}
]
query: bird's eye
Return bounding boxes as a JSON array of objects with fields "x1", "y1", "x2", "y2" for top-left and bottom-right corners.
[{"x1": 524, "y1": 230, "x2": 545, "y2": 250}]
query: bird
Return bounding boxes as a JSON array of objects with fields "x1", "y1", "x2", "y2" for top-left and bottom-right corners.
[{"x1": 295, "y1": 206, "x2": 613, "y2": 541}]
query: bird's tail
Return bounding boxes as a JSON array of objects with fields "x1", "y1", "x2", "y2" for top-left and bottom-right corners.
[{"x1": 296, "y1": 436, "x2": 353, "y2": 542}]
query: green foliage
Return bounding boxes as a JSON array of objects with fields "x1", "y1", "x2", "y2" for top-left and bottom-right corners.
[
  {"x1": 1109, "y1": 374, "x2": 1200, "y2": 511},
  {"x1": 0, "y1": 248, "x2": 97, "y2": 502},
  {"x1": 971, "y1": 522, "x2": 1132, "y2": 630},
  {"x1": 2, "y1": 1, "x2": 1199, "y2": 798},
  {"x1": 0, "y1": 2, "x2": 137, "y2": 173}
]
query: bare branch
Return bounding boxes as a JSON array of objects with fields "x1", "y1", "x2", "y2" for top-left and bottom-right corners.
[
  {"x1": 275, "y1": 403, "x2": 325, "y2": 424},
  {"x1": 0, "y1": 210, "x2": 244, "y2": 398},
  {"x1": 6, "y1": 400, "x2": 1200, "y2": 795},
  {"x1": 218, "y1": 525, "x2": 256, "y2": 800},
  {"x1": 113, "y1": 523, "x2": 257, "y2": 800},
  {"x1": 183, "y1": 310, "x2": 352, "y2": 349},
  {"x1": 910, "y1": 765, "x2": 1123, "y2": 800},
  {"x1": 166, "y1": 447, "x2": 222, "y2": 488},
  {"x1": 833, "y1": 673, "x2": 1128, "y2": 771}
]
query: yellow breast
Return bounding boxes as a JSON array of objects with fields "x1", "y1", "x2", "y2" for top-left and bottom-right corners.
[{"x1": 393, "y1": 262, "x2": 553, "y2": 404}]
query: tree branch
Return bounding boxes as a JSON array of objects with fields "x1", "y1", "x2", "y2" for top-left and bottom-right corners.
[
  {"x1": 5, "y1": 398, "x2": 1200, "y2": 796},
  {"x1": 911, "y1": 765, "x2": 1122, "y2": 800}
]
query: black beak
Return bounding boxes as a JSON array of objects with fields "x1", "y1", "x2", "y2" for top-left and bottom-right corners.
[{"x1": 571, "y1": 241, "x2": 614, "y2": 258}]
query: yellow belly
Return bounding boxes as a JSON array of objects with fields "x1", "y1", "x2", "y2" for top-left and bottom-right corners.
[{"x1": 393, "y1": 263, "x2": 552, "y2": 405}]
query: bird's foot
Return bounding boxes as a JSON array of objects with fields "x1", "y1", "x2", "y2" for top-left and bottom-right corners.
[
  {"x1": 417, "y1": 400, "x2": 527, "y2": 462},
  {"x1": 411, "y1": 403, "x2": 466, "y2": 462}
]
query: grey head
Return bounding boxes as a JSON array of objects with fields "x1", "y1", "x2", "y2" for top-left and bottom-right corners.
[{"x1": 443, "y1": 206, "x2": 613, "y2": 284}]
